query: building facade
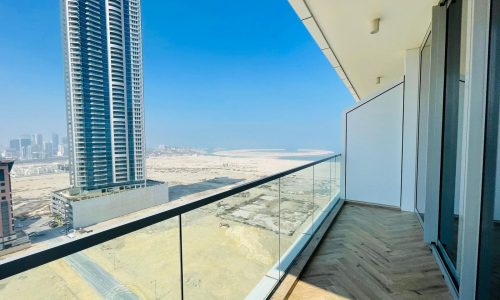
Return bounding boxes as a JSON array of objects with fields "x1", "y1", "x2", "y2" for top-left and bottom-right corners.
[
  {"x1": 52, "y1": 180, "x2": 169, "y2": 228},
  {"x1": 61, "y1": 0, "x2": 146, "y2": 191},
  {"x1": 0, "y1": 161, "x2": 16, "y2": 250}
]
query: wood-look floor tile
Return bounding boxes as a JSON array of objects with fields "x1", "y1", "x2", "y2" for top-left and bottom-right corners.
[{"x1": 286, "y1": 204, "x2": 451, "y2": 299}]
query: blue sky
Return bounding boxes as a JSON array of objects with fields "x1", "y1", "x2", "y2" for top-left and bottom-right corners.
[{"x1": 0, "y1": 1, "x2": 353, "y2": 151}]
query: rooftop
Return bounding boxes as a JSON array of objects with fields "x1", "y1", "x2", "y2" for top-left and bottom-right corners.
[{"x1": 53, "y1": 179, "x2": 165, "y2": 202}]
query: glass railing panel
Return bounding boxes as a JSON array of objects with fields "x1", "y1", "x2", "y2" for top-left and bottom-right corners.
[
  {"x1": 181, "y1": 179, "x2": 280, "y2": 299},
  {"x1": 278, "y1": 166, "x2": 314, "y2": 276},
  {"x1": 0, "y1": 217, "x2": 181, "y2": 300},
  {"x1": 81, "y1": 217, "x2": 182, "y2": 299},
  {"x1": 0, "y1": 155, "x2": 343, "y2": 300},
  {"x1": 314, "y1": 160, "x2": 333, "y2": 213},
  {"x1": 332, "y1": 156, "x2": 341, "y2": 196},
  {"x1": 0, "y1": 260, "x2": 100, "y2": 299},
  {"x1": 311, "y1": 160, "x2": 333, "y2": 233}
]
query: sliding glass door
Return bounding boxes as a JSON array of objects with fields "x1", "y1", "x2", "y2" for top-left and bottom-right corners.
[
  {"x1": 478, "y1": 0, "x2": 500, "y2": 297},
  {"x1": 416, "y1": 32, "x2": 432, "y2": 221},
  {"x1": 437, "y1": 0, "x2": 468, "y2": 283}
]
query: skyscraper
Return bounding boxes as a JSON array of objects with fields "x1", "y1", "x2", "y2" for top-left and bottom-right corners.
[{"x1": 61, "y1": 0, "x2": 146, "y2": 191}]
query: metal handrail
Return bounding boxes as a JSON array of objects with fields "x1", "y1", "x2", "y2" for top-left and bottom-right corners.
[{"x1": 0, "y1": 154, "x2": 341, "y2": 280}]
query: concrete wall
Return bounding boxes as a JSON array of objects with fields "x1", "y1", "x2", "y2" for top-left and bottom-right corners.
[
  {"x1": 344, "y1": 82, "x2": 404, "y2": 207},
  {"x1": 71, "y1": 183, "x2": 169, "y2": 228}
]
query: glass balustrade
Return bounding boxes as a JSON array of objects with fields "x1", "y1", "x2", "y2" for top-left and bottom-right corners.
[{"x1": 0, "y1": 155, "x2": 342, "y2": 299}]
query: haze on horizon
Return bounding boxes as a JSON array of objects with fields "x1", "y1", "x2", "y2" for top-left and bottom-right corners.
[{"x1": 0, "y1": 0, "x2": 353, "y2": 152}]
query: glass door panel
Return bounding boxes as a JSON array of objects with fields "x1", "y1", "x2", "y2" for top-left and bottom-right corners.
[
  {"x1": 438, "y1": 0, "x2": 468, "y2": 282},
  {"x1": 416, "y1": 32, "x2": 432, "y2": 221},
  {"x1": 478, "y1": 0, "x2": 500, "y2": 298}
]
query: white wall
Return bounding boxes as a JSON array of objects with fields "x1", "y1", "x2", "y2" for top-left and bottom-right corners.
[
  {"x1": 344, "y1": 82, "x2": 404, "y2": 207},
  {"x1": 401, "y1": 49, "x2": 420, "y2": 212}
]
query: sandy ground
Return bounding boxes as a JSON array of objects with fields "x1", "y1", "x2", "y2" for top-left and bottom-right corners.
[
  {"x1": 214, "y1": 149, "x2": 333, "y2": 158},
  {"x1": 11, "y1": 173, "x2": 69, "y2": 217},
  {"x1": 11, "y1": 154, "x2": 310, "y2": 218},
  {"x1": 0, "y1": 151, "x2": 341, "y2": 299}
]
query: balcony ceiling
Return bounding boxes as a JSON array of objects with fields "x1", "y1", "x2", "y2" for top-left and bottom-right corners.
[{"x1": 289, "y1": 0, "x2": 440, "y2": 101}]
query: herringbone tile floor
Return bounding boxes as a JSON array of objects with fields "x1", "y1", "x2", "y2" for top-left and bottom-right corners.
[{"x1": 287, "y1": 203, "x2": 451, "y2": 300}]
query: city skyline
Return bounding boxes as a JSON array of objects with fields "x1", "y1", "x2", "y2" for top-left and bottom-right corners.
[
  {"x1": 0, "y1": 0, "x2": 352, "y2": 152},
  {"x1": 3, "y1": 133, "x2": 68, "y2": 161}
]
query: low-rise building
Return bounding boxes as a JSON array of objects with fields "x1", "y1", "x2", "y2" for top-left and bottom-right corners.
[{"x1": 51, "y1": 180, "x2": 169, "y2": 228}]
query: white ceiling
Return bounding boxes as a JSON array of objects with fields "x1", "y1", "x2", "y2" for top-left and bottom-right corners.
[{"x1": 289, "y1": 0, "x2": 439, "y2": 101}]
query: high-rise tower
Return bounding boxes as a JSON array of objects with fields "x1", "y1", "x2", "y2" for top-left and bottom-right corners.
[{"x1": 61, "y1": 0, "x2": 146, "y2": 190}]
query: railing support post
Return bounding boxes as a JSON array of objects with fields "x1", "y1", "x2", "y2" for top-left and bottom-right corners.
[{"x1": 179, "y1": 215, "x2": 184, "y2": 300}]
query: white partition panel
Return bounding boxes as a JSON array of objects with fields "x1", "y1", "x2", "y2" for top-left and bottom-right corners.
[{"x1": 344, "y1": 82, "x2": 404, "y2": 207}]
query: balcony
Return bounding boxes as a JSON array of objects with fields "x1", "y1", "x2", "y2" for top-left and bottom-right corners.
[
  {"x1": 0, "y1": 156, "x2": 346, "y2": 299},
  {"x1": 273, "y1": 203, "x2": 451, "y2": 299},
  {"x1": 2, "y1": 0, "x2": 499, "y2": 298},
  {"x1": 0, "y1": 154, "x2": 457, "y2": 299}
]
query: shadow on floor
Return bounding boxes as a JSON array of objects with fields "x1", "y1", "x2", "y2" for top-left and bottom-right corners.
[{"x1": 169, "y1": 177, "x2": 245, "y2": 201}]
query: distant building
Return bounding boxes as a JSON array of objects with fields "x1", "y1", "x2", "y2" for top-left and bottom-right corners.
[
  {"x1": 0, "y1": 160, "x2": 30, "y2": 253},
  {"x1": 30, "y1": 134, "x2": 43, "y2": 148},
  {"x1": 26, "y1": 134, "x2": 44, "y2": 160},
  {"x1": 61, "y1": 137, "x2": 68, "y2": 158},
  {"x1": 36, "y1": 134, "x2": 43, "y2": 147},
  {"x1": 9, "y1": 139, "x2": 20, "y2": 153},
  {"x1": 61, "y1": 0, "x2": 146, "y2": 191},
  {"x1": 57, "y1": 144, "x2": 65, "y2": 157},
  {"x1": 43, "y1": 142, "x2": 53, "y2": 159},
  {"x1": 19, "y1": 138, "x2": 31, "y2": 160},
  {"x1": 24, "y1": 145, "x2": 33, "y2": 161},
  {"x1": 51, "y1": 134, "x2": 59, "y2": 156},
  {"x1": 8, "y1": 139, "x2": 21, "y2": 159}
]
